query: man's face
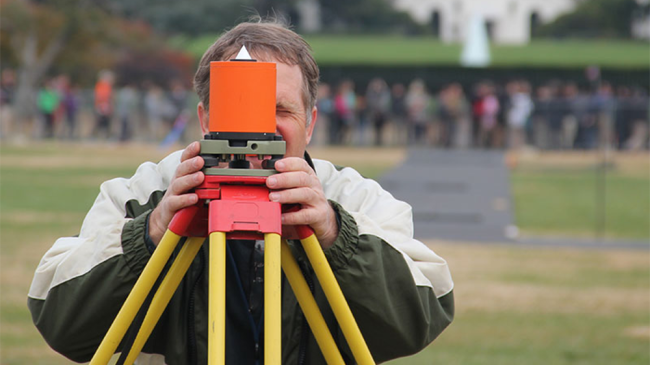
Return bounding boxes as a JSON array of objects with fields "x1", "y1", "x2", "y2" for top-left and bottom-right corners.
[
  {"x1": 273, "y1": 60, "x2": 316, "y2": 159},
  {"x1": 199, "y1": 59, "x2": 317, "y2": 167}
]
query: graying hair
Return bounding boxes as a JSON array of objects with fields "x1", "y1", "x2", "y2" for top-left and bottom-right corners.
[{"x1": 193, "y1": 17, "x2": 319, "y2": 127}]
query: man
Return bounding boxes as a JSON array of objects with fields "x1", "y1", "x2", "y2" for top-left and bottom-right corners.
[
  {"x1": 93, "y1": 69, "x2": 114, "y2": 139},
  {"x1": 29, "y1": 19, "x2": 454, "y2": 365}
]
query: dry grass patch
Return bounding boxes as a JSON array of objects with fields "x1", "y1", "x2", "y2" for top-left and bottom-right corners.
[
  {"x1": 425, "y1": 240, "x2": 650, "y2": 315},
  {"x1": 457, "y1": 282, "x2": 649, "y2": 314},
  {"x1": 623, "y1": 325, "x2": 650, "y2": 339},
  {"x1": 604, "y1": 250, "x2": 650, "y2": 271},
  {"x1": 1, "y1": 210, "x2": 85, "y2": 225},
  {"x1": 1, "y1": 142, "x2": 169, "y2": 169},
  {"x1": 508, "y1": 150, "x2": 650, "y2": 178}
]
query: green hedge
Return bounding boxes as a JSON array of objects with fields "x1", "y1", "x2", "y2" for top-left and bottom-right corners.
[{"x1": 176, "y1": 35, "x2": 649, "y2": 69}]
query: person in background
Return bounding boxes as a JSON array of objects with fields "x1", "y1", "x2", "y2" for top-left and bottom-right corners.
[
  {"x1": 390, "y1": 82, "x2": 407, "y2": 145},
  {"x1": 0, "y1": 68, "x2": 16, "y2": 139},
  {"x1": 623, "y1": 87, "x2": 649, "y2": 150},
  {"x1": 116, "y1": 83, "x2": 139, "y2": 142},
  {"x1": 169, "y1": 80, "x2": 189, "y2": 125},
  {"x1": 532, "y1": 85, "x2": 552, "y2": 149},
  {"x1": 574, "y1": 83, "x2": 604, "y2": 150},
  {"x1": 470, "y1": 82, "x2": 485, "y2": 147},
  {"x1": 144, "y1": 83, "x2": 168, "y2": 142},
  {"x1": 545, "y1": 82, "x2": 566, "y2": 150},
  {"x1": 58, "y1": 75, "x2": 80, "y2": 140},
  {"x1": 93, "y1": 70, "x2": 115, "y2": 140},
  {"x1": 438, "y1": 83, "x2": 469, "y2": 149},
  {"x1": 594, "y1": 82, "x2": 616, "y2": 149},
  {"x1": 560, "y1": 83, "x2": 582, "y2": 150},
  {"x1": 405, "y1": 79, "x2": 431, "y2": 145},
  {"x1": 506, "y1": 80, "x2": 533, "y2": 150},
  {"x1": 494, "y1": 83, "x2": 509, "y2": 148},
  {"x1": 355, "y1": 92, "x2": 368, "y2": 145},
  {"x1": 37, "y1": 79, "x2": 60, "y2": 139},
  {"x1": 477, "y1": 82, "x2": 500, "y2": 148},
  {"x1": 365, "y1": 77, "x2": 391, "y2": 146},
  {"x1": 314, "y1": 82, "x2": 334, "y2": 146},
  {"x1": 332, "y1": 79, "x2": 356, "y2": 145}
]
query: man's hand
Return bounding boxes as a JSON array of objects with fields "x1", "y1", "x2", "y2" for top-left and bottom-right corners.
[
  {"x1": 149, "y1": 142, "x2": 205, "y2": 245},
  {"x1": 266, "y1": 157, "x2": 338, "y2": 249}
]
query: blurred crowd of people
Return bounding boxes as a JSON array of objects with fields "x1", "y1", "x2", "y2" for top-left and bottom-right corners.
[
  {"x1": 316, "y1": 78, "x2": 649, "y2": 151},
  {"x1": 0, "y1": 69, "x2": 195, "y2": 145},
  {"x1": 1, "y1": 67, "x2": 648, "y2": 151}
]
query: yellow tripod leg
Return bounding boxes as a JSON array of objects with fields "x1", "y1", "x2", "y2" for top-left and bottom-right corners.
[
  {"x1": 122, "y1": 237, "x2": 204, "y2": 365},
  {"x1": 90, "y1": 230, "x2": 182, "y2": 365},
  {"x1": 300, "y1": 234, "x2": 375, "y2": 365},
  {"x1": 208, "y1": 232, "x2": 226, "y2": 365},
  {"x1": 264, "y1": 233, "x2": 282, "y2": 365},
  {"x1": 281, "y1": 240, "x2": 345, "y2": 365}
]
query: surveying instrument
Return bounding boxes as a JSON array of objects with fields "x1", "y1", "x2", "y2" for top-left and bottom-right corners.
[{"x1": 90, "y1": 47, "x2": 375, "y2": 365}]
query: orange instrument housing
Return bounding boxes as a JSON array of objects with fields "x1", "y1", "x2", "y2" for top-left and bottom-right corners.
[{"x1": 209, "y1": 60, "x2": 276, "y2": 135}]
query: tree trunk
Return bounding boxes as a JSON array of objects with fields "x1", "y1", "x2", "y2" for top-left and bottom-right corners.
[
  {"x1": 13, "y1": 32, "x2": 38, "y2": 123},
  {"x1": 12, "y1": 29, "x2": 67, "y2": 126}
]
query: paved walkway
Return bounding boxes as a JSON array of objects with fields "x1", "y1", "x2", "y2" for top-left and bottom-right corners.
[
  {"x1": 515, "y1": 236, "x2": 649, "y2": 250},
  {"x1": 379, "y1": 148, "x2": 515, "y2": 242}
]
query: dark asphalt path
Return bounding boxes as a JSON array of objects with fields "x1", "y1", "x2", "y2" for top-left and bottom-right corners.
[{"x1": 379, "y1": 148, "x2": 515, "y2": 242}]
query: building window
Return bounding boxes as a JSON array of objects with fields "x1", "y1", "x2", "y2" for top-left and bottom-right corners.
[
  {"x1": 485, "y1": 20, "x2": 495, "y2": 40},
  {"x1": 431, "y1": 10, "x2": 441, "y2": 37},
  {"x1": 530, "y1": 11, "x2": 541, "y2": 38}
]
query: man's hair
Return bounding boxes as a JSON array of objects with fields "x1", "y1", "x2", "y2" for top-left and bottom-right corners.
[{"x1": 193, "y1": 18, "x2": 319, "y2": 126}]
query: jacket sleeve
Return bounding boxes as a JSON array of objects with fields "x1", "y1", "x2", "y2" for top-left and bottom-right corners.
[
  {"x1": 315, "y1": 160, "x2": 454, "y2": 363},
  {"x1": 27, "y1": 151, "x2": 181, "y2": 362}
]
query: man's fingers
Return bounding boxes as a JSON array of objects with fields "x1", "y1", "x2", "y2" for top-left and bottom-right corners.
[
  {"x1": 170, "y1": 171, "x2": 204, "y2": 195},
  {"x1": 180, "y1": 141, "x2": 201, "y2": 162},
  {"x1": 267, "y1": 171, "x2": 317, "y2": 190},
  {"x1": 274, "y1": 157, "x2": 312, "y2": 173},
  {"x1": 175, "y1": 156, "x2": 204, "y2": 178},
  {"x1": 164, "y1": 194, "x2": 199, "y2": 215},
  {"x1": 281, "y1": 208, "x2": 317, "y2": 226},
  {"x1": 269, "y1": 187, "x2": 316, "y2": 205}
]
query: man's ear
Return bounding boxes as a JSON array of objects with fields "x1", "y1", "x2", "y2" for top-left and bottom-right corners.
[
  {"x1": 197, "y1": 102, "x2": 209, "y2": 135},
  {"x1": 305, "y1": 106, "x2": 317, "y2": 145}
]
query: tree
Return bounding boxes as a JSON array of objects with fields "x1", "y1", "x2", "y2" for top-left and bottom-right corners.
[
  {"x1": 108, "y1": 0, "x2": 261, "y2": 36},
  {"x1": 106, "y1": 0, "x2": 420, "y2": 36},
  {"x1": 319, "y1": 0, "x2": 421, "y2": 34},
  {"x1": 1, "y1": 0, "x2": 117, "y2": 121},
  {"x1": 535, "y1": 0, "x2": 641, "y2": 39},
  {"x1": 1, "y1": 0, "x2": 194, "y2": 123}
]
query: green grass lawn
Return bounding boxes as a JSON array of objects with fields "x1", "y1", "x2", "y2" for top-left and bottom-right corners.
[
  {"x1": 510, "y1": 152, "x2": 649, "y2": 240},
  {"x1": 175, "y1": 35, "x2": 649, "y2": 68},
  {"x1": 1, "y1": 143, "x2": 648, "y2": 364},
  {"x1": 385, "y1": 242, "x2": 650, "y2": 365},
  {"x1": 513, "y1": 171, "x2": 650, "y2": 239}
]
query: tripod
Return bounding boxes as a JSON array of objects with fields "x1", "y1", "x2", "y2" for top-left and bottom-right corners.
[{"x1": 89, "y1": 139, "x2": 375, "y2": 365}]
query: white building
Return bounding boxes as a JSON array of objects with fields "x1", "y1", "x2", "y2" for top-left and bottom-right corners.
[{"x1": 392, "y1": 0, "x2": 577, "y2": 44}]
